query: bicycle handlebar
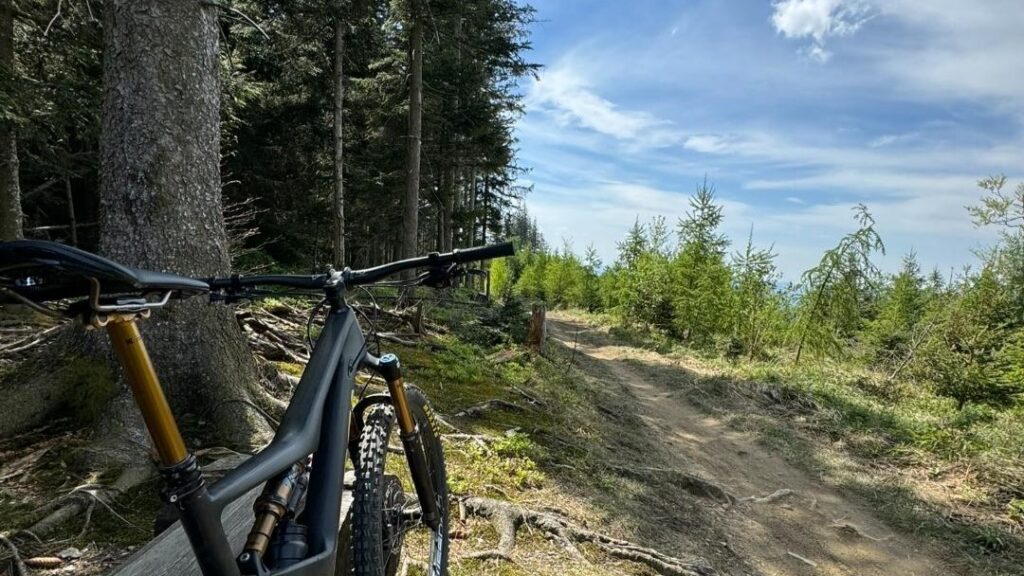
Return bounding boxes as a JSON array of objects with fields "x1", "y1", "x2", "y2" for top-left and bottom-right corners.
[{"x1": 205, "y1": 241, "x2": 515, "y2": 293}]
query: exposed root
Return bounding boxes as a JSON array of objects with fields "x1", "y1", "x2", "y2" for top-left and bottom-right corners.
[
  {"x1": 787, "y1": 551, "x2": 817, "y2": 567},
  {"x1": 452, "y1": 399, "x2": 523, "y2": 419},
  {"x1": 829, "y1": 520, "x2": 891, "y2": 542},
  {"x1": 26, "y1": 465, "x2": 153, "y2": 539},
  {"x1": 460, "y1": 496, "x2": 716, "y2": 576},
  {"x1": 609, "y1": 465, "x2": 735, "y2": 505},
  {"x1": 737, "y1": 488, "x2": 795, "y2": 505}
]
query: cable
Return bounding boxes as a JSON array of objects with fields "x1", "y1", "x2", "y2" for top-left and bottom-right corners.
[{"x1": 305, "y1": 298, "x2": 328, "y2": 353}]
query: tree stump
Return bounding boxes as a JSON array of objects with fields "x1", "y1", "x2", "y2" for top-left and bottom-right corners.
[{"x1": 526, "y1": 303, "x2": 546, "y2": 354}]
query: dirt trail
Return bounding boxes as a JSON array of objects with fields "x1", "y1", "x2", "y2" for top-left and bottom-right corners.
[{"x1": 547, "y1": 314, "x2": 953, "y2": 576}]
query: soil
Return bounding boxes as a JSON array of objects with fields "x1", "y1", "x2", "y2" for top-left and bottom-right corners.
[{"x1": 547, "y1": 313, "x2": 955, "y2": 576}]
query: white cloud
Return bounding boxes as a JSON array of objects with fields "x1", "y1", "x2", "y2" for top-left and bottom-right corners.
[
  {"x1": 527, "y1": 65, "x2": 681, "y2": 147},
  {"x1": 683, "y1": 135, "x2": 732, "y2": 154},
  {"x1": 771, "y1": 0, "x2": 873, "y2": 62}
]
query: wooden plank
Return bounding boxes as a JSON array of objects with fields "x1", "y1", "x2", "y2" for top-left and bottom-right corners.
[{"x1": 108, "y1": 475, "x2": 354, "y2": 576}]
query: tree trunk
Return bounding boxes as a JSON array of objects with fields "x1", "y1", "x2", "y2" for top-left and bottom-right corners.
[
  {"x1": 97, "y1": 0, "x2": 269, "y2": 460},
  {"x1": 65, "y1": 176, "x2": 77, "y2": 246},
  {"x1": 468, "y1": 167, "x2": 477, "y2": 246},
  {"x1": 0, "y1": 0, "x2": 21, "y2": 241},
  {"x1": 402, "y1": 0, "x2": 422, "y2": 261},
  {"x1": 526, "y1": 303, "x2": 546, "y2": 354},
  {"x1": 332, "y1": 11, "x2": 345, "y2": 267}
]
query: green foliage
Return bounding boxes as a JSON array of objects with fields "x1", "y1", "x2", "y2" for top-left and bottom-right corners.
[
  {"x1": 912, "y1": 268, "x2": 1021, "y2": 409},
  {"x1": 730, "y1": 230, "x2": 785, "y2": 358},
  {"x1": 793, "y1": 205, "x2": 885, "y2": 362},
  {"x1": 669, "y1": 183, "x2": 733, "y2": 343},
  {"x1": 864, "y1": 252, "x2": 926, "y2": 364}
]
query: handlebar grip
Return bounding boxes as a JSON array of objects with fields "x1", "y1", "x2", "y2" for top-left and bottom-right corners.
[{"x1": 454, "y1": 241, "x2": 515, "y2": 263}]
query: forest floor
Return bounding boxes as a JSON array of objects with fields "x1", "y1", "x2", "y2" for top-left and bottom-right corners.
[{"x1": 1, "y1": 299, "x2": 1020, "y2": 575}]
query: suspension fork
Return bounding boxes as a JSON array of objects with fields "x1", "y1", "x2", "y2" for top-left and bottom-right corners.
[{"x1": 376, "y1": 353, "x2": 441, "y2": 530}]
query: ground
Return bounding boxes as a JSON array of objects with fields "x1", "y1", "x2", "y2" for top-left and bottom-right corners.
[
  {"x1": 2, "y1": 299, "x2": 1019, "y2": 575},
  {"x1": 544, "y1": 313, "x2": 952, "y2": 576}
]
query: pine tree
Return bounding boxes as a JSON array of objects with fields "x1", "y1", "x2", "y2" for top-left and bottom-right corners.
[{"x1": 671, "y1": 181, "x2": 732, "y2": 343}]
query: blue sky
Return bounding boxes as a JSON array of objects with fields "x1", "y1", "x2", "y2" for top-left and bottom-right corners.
[{"x1": 515, "y1": 0, "x2": 1024, "y2": 279}]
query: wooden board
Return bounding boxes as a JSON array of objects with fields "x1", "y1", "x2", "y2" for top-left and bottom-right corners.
[{"x1": 108, "y1": 475, "x2": 354, "y2": 576}]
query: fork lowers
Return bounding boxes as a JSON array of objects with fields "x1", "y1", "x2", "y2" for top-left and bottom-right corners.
[{"x1": 379, "y1": 354, "x2": 441, "y2": 530}]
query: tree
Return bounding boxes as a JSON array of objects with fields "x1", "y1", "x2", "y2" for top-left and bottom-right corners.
[
  {"x1": 0, "y1": 0, "x2": 20, "y2": 240},
  {"x1": 671, "y1": 181, "x2": 732, "y2": 343},
  {"x1": 332, "y1": 0, "x2": 346, "y2": 266},
  {"x1": 402, "y1": 0, "x2": 424, "y2": 260},
  {"x1": 865, "y1": 251, "x2": 925, "y2": 364},
  {"x1": 970, "y1": 175, "x2": 1024, "y2": 326},
  {"x1": 730, "y1": 229, "x2": 782, "y2": 359},
  {"x1": 96, "y1": 0, "x2": 269, "y2": 459},
  {"x1": 577, "y1": 244, "x2": 602, "y2": 312},
  {"x1": 913, "y1": 268, "x2": 1019, "y2": 409},
  {"x1": 793, "y1": 204, "x2": 884, "y2": 363}
]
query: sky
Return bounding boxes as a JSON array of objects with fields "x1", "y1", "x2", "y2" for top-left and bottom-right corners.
[{"x1": 515, "y1": 0, "x2": 1024, "y2": 280}]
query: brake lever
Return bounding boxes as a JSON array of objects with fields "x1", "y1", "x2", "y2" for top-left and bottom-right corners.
[
  {"x1": 209, "y1": 288, "x2": 258, "y2": 305},
  {"x1": 420, "y1": 263, "x2": 464, "y2": 288}
]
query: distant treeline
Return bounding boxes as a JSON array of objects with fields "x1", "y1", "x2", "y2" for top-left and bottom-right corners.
[{"x1": 494, "y1": 178, "x2": 1024, "y2": 411}]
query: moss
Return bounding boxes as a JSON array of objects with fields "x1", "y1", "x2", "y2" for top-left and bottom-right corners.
[
  {"x1": 276, "y1": 361, "x2": 305, "y2": 377},
  {"x1": 59, "y1": 357, "x2": 118, "y2": 425}
]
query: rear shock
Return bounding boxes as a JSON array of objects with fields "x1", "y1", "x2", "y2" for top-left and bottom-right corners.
[{"x1": 237, "y1": 458, "x2": 311, "y2": 574}]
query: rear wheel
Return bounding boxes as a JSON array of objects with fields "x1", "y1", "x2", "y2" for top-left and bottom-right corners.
[{"x1": 352, "y1": 386, "x2": 449, "y2": 576}]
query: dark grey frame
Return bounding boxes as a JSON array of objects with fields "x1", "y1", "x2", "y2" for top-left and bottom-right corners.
[{"x1": 177, "y1": 303, "x2": 370, "y2": 576}]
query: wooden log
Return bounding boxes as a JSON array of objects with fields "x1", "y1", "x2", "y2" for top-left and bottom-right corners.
[
  {"x1": 108, "y1": 475, "x2": 354, "y2": 575},
  {"x1": 526, "y1": 303, "x2": 546, "y2": 354}
]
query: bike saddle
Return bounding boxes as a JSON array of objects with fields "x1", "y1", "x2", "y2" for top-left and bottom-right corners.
[{"x1": 0, "y1": 240, "x2": 209, "y2": 306}]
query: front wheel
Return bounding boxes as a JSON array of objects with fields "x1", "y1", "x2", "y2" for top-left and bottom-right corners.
[{"x1": 352, "y1": 386, "x2": 449, "y2": 576}]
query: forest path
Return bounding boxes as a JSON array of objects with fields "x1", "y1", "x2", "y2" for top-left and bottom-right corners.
[{"x1": 547, "y1": 313, "x2": 952, "y2": 576}]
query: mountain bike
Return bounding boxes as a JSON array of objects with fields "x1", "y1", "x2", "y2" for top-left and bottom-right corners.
[{"x1": 0, "y1": 239, "x2": 515, "y2": 576}]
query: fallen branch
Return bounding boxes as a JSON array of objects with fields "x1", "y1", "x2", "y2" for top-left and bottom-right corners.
[
  {"x1": 510, "y1": 384, "x2": 545, "y2": 407},
  {"x1": 452, "y1": 399, "x2": 523, "y2": 419},
  {"x1": 460, "y1": 496, "x2": 715, "y2": 576},
  {"x1": 0, "y1": 533, "x2": 28, "y2": 576}
]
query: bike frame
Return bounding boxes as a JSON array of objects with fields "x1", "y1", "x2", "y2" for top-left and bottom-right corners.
[{"x1": 106, "y1": 295, "x2": 420, "y2": 576}]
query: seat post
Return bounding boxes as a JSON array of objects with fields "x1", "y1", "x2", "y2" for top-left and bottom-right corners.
[{"x1": 106, "y1": 316, "x2": 188, "y2": 467}]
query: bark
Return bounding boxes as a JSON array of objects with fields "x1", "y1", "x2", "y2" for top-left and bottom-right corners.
[
  {"x1": 332, "y1": 10, "x2": 345, "y2": 267},
  {"x1": 96, "y1": 0, "x2": 269, "y2": 460},
  {"x1": 402, "y1": 0, "x2": 422, "y2": 261},
  {"x1": 0, "y1": 0, "x2": 21, "y2": 241}
]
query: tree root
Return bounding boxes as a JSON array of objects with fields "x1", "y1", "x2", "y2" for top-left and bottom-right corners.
[
  {"x1": 459, "y1": 496, "x2": 716, "y2": 576},
  {"x1": 829, "y1": 520, "x2": 891, "y2": 542},
  {"x1": 609, "y1": 465, "x2": 735, "y2": 505},
  {"x1": 736, "y1": 488, "x2": 794, "y2": 505},
  {"x1": 26, "y1": 465, "x2": 153, "y2": 540}
]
